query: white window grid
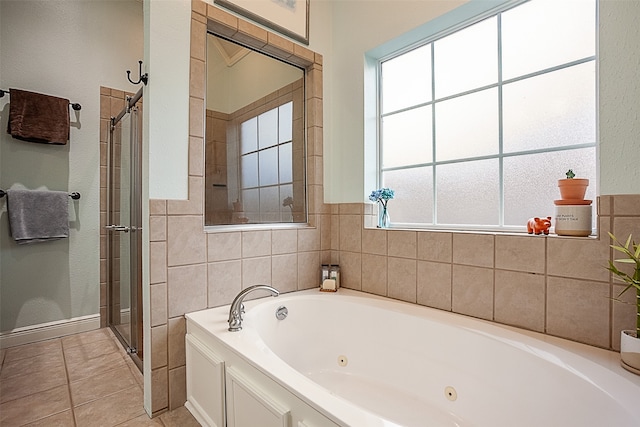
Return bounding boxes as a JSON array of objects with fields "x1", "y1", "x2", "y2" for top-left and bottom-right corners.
[{"x1": 377, "y1": 2, "x2": 597, "y2": 231}]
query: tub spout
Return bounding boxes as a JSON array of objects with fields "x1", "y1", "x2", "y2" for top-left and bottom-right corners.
[{"x1": 228, "y1": 285, "x2": 279, "y2": 332}]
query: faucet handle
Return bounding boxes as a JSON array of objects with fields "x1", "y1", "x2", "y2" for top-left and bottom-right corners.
[
  {"x1": 228, "y1": 284, "x2": 280, "y2": 332},
  {"x1": 228, "y1": 309, "x2": 243, "y2": 331}
]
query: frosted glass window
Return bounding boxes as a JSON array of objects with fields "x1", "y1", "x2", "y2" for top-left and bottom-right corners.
[
  {"x1": 242, "y1": 189, "x2": 259, "y2": 221},
  {"x1": 434, "y1": 17, "x2": 498, "y2": 99},
  {"x1": 260, "y1": 186, "x2": 280, "y2": 218},
  {"x1": 381, "y1": 44, "x2": 432, "y2": 114},
  {"x1": 279, "y1": 142, "x2": 292, "y2": 183},
  {"x1": 503, "y1": 148, "x2": 596, "y2": 227},
  {"x1": 502, "y1": 0, "x2": 596, "y2": 80},
  {"x1": 382, "y1": 167, "x2": 434, "y2": 224},
  {"x1": 435, "y1": 88, "x2": 498, "y2": 161},
  {"x1": 377, "y1": 0, "x2": 596, "y2": 231},
  {"x1": 258, "y1": 109, "x2": 278, "y2": 149},
  {"x1": 241, "y1": 118, "x2": 257, "y2": 154},
  {"x1": 503, "y1": 62, "x2": 596, "y2": 152},
  {"x1": 382, "y1": 106, "x2": 432, "y2": 168},
  {"x1": 279, "y1": 102, "x2": 293, "y2": 143},
  {"x1": 436, "y1": 159, "x2": 499, "y2": 226},
  {"x1": 241, "y1": 153, "x2": 258, "y2": 188},
  {"x1": 259, "y1": 147, "x2": 278, "y2": 186}
]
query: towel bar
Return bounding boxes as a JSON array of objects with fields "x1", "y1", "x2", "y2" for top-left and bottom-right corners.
[
  {"x1": 0, "y1": 89, "x2": 81, "y2": 110},
  {"x1": 0, "y1": 189, "x2": 80, "y2": 199}
]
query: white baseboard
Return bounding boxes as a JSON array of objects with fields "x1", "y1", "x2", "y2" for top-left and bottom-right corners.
[{"x1": 0, "y1": 314, "x2": 101, "y2": 349}]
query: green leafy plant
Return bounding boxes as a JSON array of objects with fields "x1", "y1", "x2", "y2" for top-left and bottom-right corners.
[
  {"x1": 565, "y1": 169, "x2": 576, "y2": 179},
  {"x1": 607, "y1": 232, "x2": 640, "y2": 338}
]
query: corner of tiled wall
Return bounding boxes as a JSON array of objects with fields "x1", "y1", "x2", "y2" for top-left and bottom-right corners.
[
  {"x1": 146, "y1": 0, "x2": 326, "y2": 415},
  {"x1": 608, "y1": 195, "x2": 640, "y2": 350}
]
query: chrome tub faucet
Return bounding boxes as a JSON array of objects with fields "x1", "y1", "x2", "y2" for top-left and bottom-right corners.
[{"x1": 228, "y1": 285, "x2": 279, "y2": 332}]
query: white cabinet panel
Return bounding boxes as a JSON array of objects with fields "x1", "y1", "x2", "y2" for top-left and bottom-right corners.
[
  {"x1": 226, "y1": 366, "x2": 291, "y2": 427},
  {"x1": 185, "y1": 334, "x2": 225, "y2": 427}
]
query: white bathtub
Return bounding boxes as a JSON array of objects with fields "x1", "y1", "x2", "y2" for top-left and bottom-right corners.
[{"x1": 185, "y1": 289, "x2": 640, "y2": 427}]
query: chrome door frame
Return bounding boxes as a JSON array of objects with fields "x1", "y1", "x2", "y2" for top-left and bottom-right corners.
[{"x1": 106, "y1": 86, "x2": 143, "y2": 371}]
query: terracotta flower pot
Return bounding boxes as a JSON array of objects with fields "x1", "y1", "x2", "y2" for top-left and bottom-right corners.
[
  {"x1": 558, "y1": 178, "x2": 589, "y2": 200},
  {"x1": 621, "y1": 330, "x2": 640, "y2": 374}
]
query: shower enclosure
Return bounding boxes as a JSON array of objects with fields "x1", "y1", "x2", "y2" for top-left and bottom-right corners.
[{"x1": 106, "y1": 87, "x2": 143, "y2": 370}]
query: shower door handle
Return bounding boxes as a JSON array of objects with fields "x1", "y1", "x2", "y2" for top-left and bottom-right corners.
[{"x1": 105, "y1": 224, "x2": 130, "y2": 233}]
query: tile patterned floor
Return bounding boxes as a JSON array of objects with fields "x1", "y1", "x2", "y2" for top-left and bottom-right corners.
[{"x1": 0, "y1": 328, "x2": 199, "y2": 426}]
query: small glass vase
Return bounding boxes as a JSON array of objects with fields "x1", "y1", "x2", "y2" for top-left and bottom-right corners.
[{"x1": 378, "y1": 204, "x2": 390, "y2": 228}]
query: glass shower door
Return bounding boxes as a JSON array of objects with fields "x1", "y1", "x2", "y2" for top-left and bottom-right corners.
[{"x1": 107, "y1": 101, "x2": 142, "y2": 367}]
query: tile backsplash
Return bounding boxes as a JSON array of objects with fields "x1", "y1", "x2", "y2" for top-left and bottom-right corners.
[
  {"x1": 149, "y1": 192, "x2": 640, "y2": 416},
  {"x1": 350, "y1": 196, "x2": 639, "y2": 351}
]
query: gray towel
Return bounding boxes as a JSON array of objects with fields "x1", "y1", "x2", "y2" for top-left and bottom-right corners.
[{"x1": 7, "y1": 189, "x2": 69, "y2": 244}]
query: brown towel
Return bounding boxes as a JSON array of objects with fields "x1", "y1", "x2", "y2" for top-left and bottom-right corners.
[{"x1": 7, "y1": 88, "x2": 70, "y2": 145}]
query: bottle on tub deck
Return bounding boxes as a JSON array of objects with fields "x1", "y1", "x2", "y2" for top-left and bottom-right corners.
[
  {"x1": 320, "y1": 264, "x2": 339, "y2": 292},
  {"x1": 330, "y1": 265, "x2": 340, "y2": 289}
]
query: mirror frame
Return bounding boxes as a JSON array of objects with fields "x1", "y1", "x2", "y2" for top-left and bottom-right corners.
[{"x1": 197, "y1": 4, "x2": 324, "y2": 228}]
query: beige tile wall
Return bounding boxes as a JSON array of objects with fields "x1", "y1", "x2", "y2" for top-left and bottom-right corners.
[
  {"x1": 144, "y1": 0, "x2": 640, "y2": 417},
  {"x1": 146, "y1": 0, "x2": 325, "y2": 415},
  {"x1": 338, "y1": 196, "x2": 640, "y2": 352}
]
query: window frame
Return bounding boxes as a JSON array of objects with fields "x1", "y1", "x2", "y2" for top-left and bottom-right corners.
[
  {"x1": 238, "y1": 101, "x2": 297, "y2": 223},
  {"x1": 372, "y1": 0, "x2": 598, "y2": 232}
]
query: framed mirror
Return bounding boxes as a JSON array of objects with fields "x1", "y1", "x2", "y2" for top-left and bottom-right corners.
[{"x1": 205, "y1": 33, "x2": 307, "y2": 226}]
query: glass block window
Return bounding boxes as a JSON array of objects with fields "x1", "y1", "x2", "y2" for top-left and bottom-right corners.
[
  {"x1": 378, "y1": 0, "x2": 596, "y2": 231},
  {"x1": 240, "y1": 101, "x2": 294, "y2": 223}
]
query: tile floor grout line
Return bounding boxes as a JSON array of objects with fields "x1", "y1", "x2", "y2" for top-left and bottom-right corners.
[
  {"x1": 61, "y1": 336, "x2": 79, "y2": 427},
  {"x1": 73, "y1": 383, "x2": 141, "y2": 410}
]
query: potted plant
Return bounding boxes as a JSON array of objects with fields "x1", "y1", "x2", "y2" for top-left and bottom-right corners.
[
  {"x1": 554, "y1": 170, "x2": 593, "y2": 236},
  {"x1": 607, "y1": 232, "x2": 640, "y2": 374},
  {"x1": 558, "y1": 169, "x2": 589, "y2": 200}
]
